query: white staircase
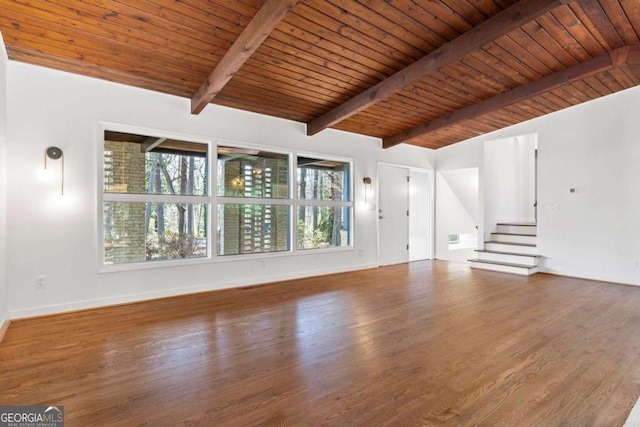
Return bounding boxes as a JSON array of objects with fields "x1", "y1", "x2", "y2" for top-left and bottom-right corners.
[{"x1": 469, "y1": 223, "x2": 540, "y2": 275}]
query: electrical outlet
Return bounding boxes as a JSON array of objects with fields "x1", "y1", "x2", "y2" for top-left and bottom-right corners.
[
  {"x1": 260, "y1": 260, "x2": 266, "y2": 269},
  {"x1": 35, "y1": 275, "x2": 46, "y2": 290},
  {"x1": 358, "y1": 249, "x2": 364, "y2": 256}
]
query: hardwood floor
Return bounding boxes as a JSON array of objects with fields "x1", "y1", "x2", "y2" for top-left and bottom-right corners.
[{"x1": 2, "y1": 260, "x2": 640, "y2": 426}]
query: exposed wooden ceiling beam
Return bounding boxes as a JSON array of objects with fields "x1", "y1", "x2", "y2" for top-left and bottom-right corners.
[
  {"x1": 190, "y1": 0, "x2": 299, "y2": 115},
  {"x1": 622, "y1": 45, "x2": 640, "y2": 65},
  {"x1": 383, "y1": 45, "x2": 640, "y2": 148},
  {"x1": 305, "y1": 0, "x2": 572, "y2": 136}
]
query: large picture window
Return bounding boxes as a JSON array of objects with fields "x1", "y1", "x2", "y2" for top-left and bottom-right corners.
[
  {"x1": 217, "y1": 146, "x2": 290, "y2": 255},
  {"x1": 296, "y1": 157, "x2": 351, "y2": 250},
  {"x1": 102, "y1": 131, "x2": 209, "y2": 265},
  {"x1": 100, "y1": 130, "x2": 353, "y2": 269}
]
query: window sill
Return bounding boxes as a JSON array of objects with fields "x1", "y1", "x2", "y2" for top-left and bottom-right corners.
[{"x1": 98, "y1": 246, "x2": 356, "y2": 272}]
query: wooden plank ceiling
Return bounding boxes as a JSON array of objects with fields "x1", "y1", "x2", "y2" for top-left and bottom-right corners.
[{"x1": 2, "y1": 0, "x2": 640, "y2": 149}]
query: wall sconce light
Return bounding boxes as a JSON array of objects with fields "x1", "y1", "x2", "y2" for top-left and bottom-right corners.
[
  {"x1": 363, "y1": 177, "x2": 372, "y2": 204},
  {"x1": 44, "y1": 146, "x2": 64, "y2": 195}
]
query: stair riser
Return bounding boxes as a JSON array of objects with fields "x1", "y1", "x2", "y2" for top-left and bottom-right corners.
[
  {"x1": 491, "y1": 234, "x2": 537, "y2": 245},
  {"x1": 485, "y1": 242, "x2": 537, "y2": 255},
  {"x1": 496, "y1": 225, "x2": 537, "y2": 235},
  {"x1": 470, "y1": 262, "x2": 538, "y2": 276},
  {"x1": 476, "y1": 252, "x2": 538, "y2": 266}
]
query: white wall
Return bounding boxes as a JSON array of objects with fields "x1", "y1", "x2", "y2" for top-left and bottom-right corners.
[
  {"x1": 5, "y1": 60, "x2": 435, "y2": 318},
  {"x1": 0, "y1": 34, "x2": 8, "y2": 327},
  {"x1": 484, "y1": 134, "x2": 536, "y2": 238},
  {"x1": 435, "y1": 168, "x2": 479, "y2": 262},
  {"x1": 435, "y1": 85, "x2": 640, "y2": 286}
]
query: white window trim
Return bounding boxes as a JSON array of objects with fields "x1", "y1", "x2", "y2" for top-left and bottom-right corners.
[
  {"x1": 104, "y1": 193, "x2": 209, "y2": 204},
  {"x1": 98, "y1": 122, "x2": 214, "y2": 273}
]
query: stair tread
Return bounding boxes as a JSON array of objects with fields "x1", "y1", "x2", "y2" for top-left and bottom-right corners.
[
  {"x1": 468, "y1": 259, "x2": 538, "y2": 269},
  {"x1": 497, "y1": 222, "x2": 537, "y2": 226},
  {"x1": 475, "y1": 249, "x2": 541, "y2": 258},
  {"x1": 485, "y1": 241, "x2": 536, "y2": 247},
  {"x1": 491, "y1": 232, "x2": 537, "y2": 237}
]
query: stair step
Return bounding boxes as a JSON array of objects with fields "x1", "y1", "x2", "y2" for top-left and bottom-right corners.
[
  {"x1": 485, "y1": 241, "x2": 537, "y2": 255},
  {"x1": 476, "y1": 222, "x2": 541, "y2": 275},
  {"x1": 469, "y1": 259, "x2": 539, "y2": 276},
  {"x1": 473, "y1": 250, "x2": 539, "y2": 267},
  {"x1": 484, "y1": 241, "x2": 536, "y2": 247},
  {"x1": 490, "y1": 233, "x2": 537, "y2": 244},
  {"x1": 468, "y1": 259, "x2": 538, "y2": 269},
  {"x1": 475, "y1": 250, "x2": 541, "y2": 258},
  {"x1": 496, "y1": 223, "x2": 537, "y2": 235}
]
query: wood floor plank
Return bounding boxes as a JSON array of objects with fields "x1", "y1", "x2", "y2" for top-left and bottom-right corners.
[{"x1": 1, "y1": 261, "x2": 640, "y2": 425}]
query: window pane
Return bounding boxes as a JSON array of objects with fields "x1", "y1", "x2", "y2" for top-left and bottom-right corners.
[
  {"x1": 297, "y1": 157, "x2": 350, "y2": 201},
  {"x1": 448, "y1": 231, "x2": 477, "y2": 251},
  {"x1": 104, "y1": 202, "x2": 208, "y2": 264},
  {"x1": 297, "y1": 206, "x2": 351, "y2": 250},
  {"x1": 104, "y1": 132, "x2": 208, "y2": 196},
  {"x1": 217, "y1": 146, "x2": 288, "y2": 198},
  {"x1": 217, "y1": 204, "x2": 289, "y2": 255}
]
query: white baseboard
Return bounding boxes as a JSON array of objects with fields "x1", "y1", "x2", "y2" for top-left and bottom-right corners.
[
  {"x1": 539, "y1": 267, "x2": 640, "y2": 287},
  {"x1": 0, "y1": 317, "x2": 10, "y2": 344},
  {"x1": 9, "y1": 262, "x2": 378, "y2": 320}
]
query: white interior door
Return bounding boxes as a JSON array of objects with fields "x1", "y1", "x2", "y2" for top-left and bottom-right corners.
[
  {"x1": 378, "y1": 165, "x2": 409, "y2": 266},
  {"x1": 409, "y1": 170, "x2": 431, "y2": 261}
]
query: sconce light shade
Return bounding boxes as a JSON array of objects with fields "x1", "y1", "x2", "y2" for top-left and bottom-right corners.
[
  {"x1": 363, "y1": 177, "x2": 372, "y2": 204},
  {"x1": 44, "y1": 146, "x2": 65, "y2": 195}
]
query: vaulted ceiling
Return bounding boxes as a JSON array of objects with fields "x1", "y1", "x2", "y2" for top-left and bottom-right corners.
[{"x1": 2, "y1": 0, "x2": 640, "y2": 149}]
